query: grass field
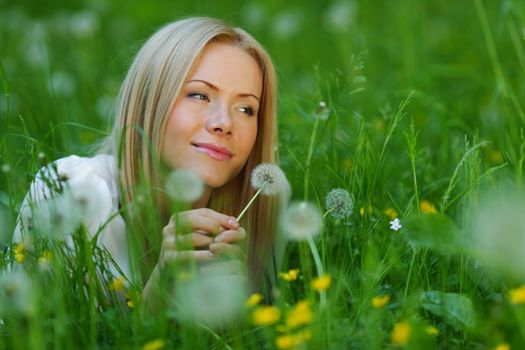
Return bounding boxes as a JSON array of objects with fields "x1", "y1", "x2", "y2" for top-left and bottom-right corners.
[{"x1": 1, "y1": 0, "x2": 525, "y2": 348}]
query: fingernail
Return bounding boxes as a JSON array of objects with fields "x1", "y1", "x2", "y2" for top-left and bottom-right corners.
[
  {"x1": 228, "y1": 218, "x2": 239, "y2": 227},
  {"x1": 215, "y1": 234, "x2": 225, "y2": 242}
]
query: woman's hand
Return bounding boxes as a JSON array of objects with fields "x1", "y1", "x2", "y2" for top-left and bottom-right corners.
[{"x1": 159, "y1": 208, "x2": 247, "y2": 268}]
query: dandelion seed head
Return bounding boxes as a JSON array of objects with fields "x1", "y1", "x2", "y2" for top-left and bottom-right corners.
[
  {"x1": 470, "y1": 185, "x2": 525, "y2": 279},
  {"x1": 325, "y1": 188, "x2": 354, "y2": 219},
  {"x1": 1, "y1": 164, "x2": 11, "y2": 173},
  {"x1": 251, "y1": 163, "x2": 286, "y2": 195},
  {"x1": 281, "y1": 201, "x2": 323, "y2": 240},
  {"x1": 165, "y1": 169, "x2": 204, "y2": 203},
  {"x1": 174, "y1": 267, "x2": 247, "y2": 327},
  {"x1": 0, "y1": 270, "x2": 36, "y2": 317}
]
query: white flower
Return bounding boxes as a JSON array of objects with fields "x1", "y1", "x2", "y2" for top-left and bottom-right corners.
[
  {"x1": 1, "y1": 164, "x2": 10, "y2": 173},
  {"x1": 251, "y1": 163, "x2": 286, "y2": 195},
  {"x1": 0, "y1": 270, "x2": 36, "y2": 317},
  {"x1": 282, "y1": 201, "x2": 323, "y2": 240},
  {"x1": 165, "y1": 169, "x2": 204, "y2": 203},
  {"x1": 174, "y1": 268, "x2": 247, "y2": 327},
  {"x1": 390, "y1": 218, "x2": 402, "y2": 231},
  {"x1": 325, "y1": 188, "x2": 354, "y2": 219}
]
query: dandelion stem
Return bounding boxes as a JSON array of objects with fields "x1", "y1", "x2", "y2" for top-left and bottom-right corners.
[
  {"x1": 236, "y1": 186, "x2": 264, "y2": 221},
  {"x1": 307, "y1": 236, "x2": 327, "y2": 307}
]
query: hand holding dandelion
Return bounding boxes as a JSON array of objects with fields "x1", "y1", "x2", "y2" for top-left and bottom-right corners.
[{"x1": 236, "y1": 163, "x2": 287, "y2": 221}]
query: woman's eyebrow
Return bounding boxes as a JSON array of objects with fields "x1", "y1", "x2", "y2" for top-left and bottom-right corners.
[{"x1": 187, "y1": 79, "x2": 260, "y2": 103}]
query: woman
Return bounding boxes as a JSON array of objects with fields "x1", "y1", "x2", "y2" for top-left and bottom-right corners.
[{"x1": 14, "y1": 17, "x2": 289, "y2": 311}]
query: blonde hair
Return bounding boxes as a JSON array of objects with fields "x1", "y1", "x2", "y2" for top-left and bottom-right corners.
[{"x1": 102, "y1": 17, "x2": 281, "y2": 292}]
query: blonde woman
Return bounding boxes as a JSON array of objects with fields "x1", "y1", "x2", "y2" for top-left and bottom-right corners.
[{"x1": 14, "y1": 17, "x2": 289, "y2": 311}]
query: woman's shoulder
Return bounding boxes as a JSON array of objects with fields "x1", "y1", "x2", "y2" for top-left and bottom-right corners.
[{"x1": 36, "y1": 154, "x2": 118, "y2": 199}]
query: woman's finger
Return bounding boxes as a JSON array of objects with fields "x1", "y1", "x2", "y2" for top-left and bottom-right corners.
[
  {"x1": 176, "y1": 232, "x2": 214, "y2": 249},
  {"x1": 213, "y1": 227, "x2": 246, "y2": 244},
  {"x1": 209, "y1": 242, "x2": 246, "y2": 261},
  {"x1": 170, "y1": 209, "x2": 239, "y2": 235}
]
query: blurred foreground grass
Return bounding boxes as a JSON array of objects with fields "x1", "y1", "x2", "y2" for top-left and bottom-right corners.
[{"x1": 1, "y1": 0, "x2": 525, "y2": 348}]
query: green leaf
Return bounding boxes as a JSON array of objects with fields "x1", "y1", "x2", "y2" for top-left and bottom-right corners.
[
  {"x1": 420, "y1": 291, "x2": 476, "y2": 331},
  {"x1": 402, "y1": 213, "x2": 466, "y2": 254}
]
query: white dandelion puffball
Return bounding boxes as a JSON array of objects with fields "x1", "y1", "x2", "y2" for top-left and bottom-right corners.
[
  {"x1": 174, "y1": 268, "x2": 247, "y2": 327},
  {"x1": 251, "y1": 163, "x2": 286, "y2": 195},
  {"x1": 325, "y1": 188, "x2": 354, "y2": 219},
  {"x1": 32, "y1": 189, "x2": 82, "y2": 240},
  {"x1": 0, "y1": 270, "x2": 37, "y2": 317},
  {"x1": 470, "y1": 186, "x2": 525, "y2": 279},
  {"x1": 282, "y1": 201, "x2": 323, "y2": 240},
  {"x1": 166, "y1": 169, "x2": 204, "y2": 203}
]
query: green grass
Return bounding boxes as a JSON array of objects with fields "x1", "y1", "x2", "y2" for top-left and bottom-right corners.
[{"x1": 1, "y1": 0, "x2": 525, "y2": 348}]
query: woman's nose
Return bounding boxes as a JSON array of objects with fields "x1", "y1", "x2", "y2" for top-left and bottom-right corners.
[{"x1": 206, "y1": 103, "x2": 233, "y2": 136}]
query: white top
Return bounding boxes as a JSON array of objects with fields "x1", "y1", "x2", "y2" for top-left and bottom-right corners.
[{"x1": 13, "y1": 154, "x2": 130, "y2": 279}]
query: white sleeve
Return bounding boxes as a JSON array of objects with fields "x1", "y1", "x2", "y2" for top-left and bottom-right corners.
[{"x1": 13, "y1": 154, "x2": 130, "y2": 280}]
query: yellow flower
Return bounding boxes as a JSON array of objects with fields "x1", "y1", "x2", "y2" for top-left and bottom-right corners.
[
  {"x1": 509, "y1": 285, "x2": 525, "y2": 304},
  {"x1": 489, "y1": 150, "x2": 504, "y2": 164},
  {"x1": 110, "y1": 277, "x2": 125, "y2": 292},
  {"x1": 311, "y1": 275, "x2": 331, "y2": 291},
  {"x1": 252, "y1": 305, "x2": 281, "y2": 326},
  {"x1": 275, "y1": 334, "x2": 294, "y2": 349},
  {"x1": 276, "y1": 330, "x2": 312, "y2": 349},
  {"x1": 286, "y1": 301, "x2": 312, "y2": 328},
  {"x1": 14, "y1": 243, "x2": 25, "y2": 264},
  {"x1": 38, "y1": 250, "x2": 53, "y2": 265},
  {"x1": 245, "y1": 293, "x2": 264, "y2": 307},
  {"x1": 342, "y1": 158, "x2": 353, "y2": 171},
  {"x1": 142, "y1": 339, "x2": 165, "y2": 350},
  {"x1": 391, "y1": 321, "x2": 411, "y2": 346},
  {"x1": 280, "y1": 268, "x2": 300, "y2": 282},
  {"x1": 125, "y1": 291, "x2": 139, "y2": 309},
  {"x1": 359, "y1": 205, "x2": 373, "y2": 217},
  {"x1": 384, "y1": 207, "x2": 398, "y2": 220},
  {"x1": 425, "y1": 326, "x2": 439, "y2": 336},
  {"x1": 371, "y1": 294, "x2": 390, "y2": 309},
  {"x1": 420, "y1": 200, "x2": 438, "y2": 214},
  {"x1": 495, "y1": 342, "x2": 510, "y2": 350}
]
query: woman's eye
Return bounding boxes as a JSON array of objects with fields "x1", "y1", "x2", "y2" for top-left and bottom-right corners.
[
  {"x1": 187, "y1": 92, "x2": 210, "y2": 102},
  {"x1": 238, "y1": 106, "x2": 256, "y2": 117}
]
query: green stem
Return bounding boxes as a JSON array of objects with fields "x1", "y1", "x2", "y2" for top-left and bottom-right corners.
[
  {"x1": 304, "y1": 116, "x2": 320, "y2": 200},
  {"x1": 307, "y1": 236, "x2": 327, "y2": 307},
  {"x1": 403, "y1": 249, "x2": 417, "y2": 301}
]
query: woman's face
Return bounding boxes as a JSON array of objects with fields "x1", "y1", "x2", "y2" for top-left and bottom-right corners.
[{"x1": 162, "y1": 42, "x2": 262, "y2": 189}]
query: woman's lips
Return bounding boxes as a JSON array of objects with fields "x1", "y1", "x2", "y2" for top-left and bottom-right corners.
[{"x1": 192, "y1": 143, "x2": 233, "y2": 160}]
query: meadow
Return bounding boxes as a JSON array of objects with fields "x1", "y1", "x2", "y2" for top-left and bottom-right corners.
[{"x1": 1, "y1": 0, "x2": 525, "y2": 348}]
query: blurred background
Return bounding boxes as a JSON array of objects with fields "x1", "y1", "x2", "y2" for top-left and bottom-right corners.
[{"x1": 0, "y1": 0, "x2": 523, "y2": 206}]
